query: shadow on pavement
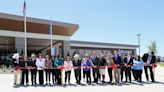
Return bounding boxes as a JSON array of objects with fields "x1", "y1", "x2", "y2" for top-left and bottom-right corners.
[{"x1": 13, "y1": 81, "x2": 164, "y2": 88}]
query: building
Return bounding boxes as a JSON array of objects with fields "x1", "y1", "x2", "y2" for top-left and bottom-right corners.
[
  {"x1": 0, "y1": 12, "x2": 138, "y2": 66},
  {"x1": 70, "y1": 40, "x2": 138, "y2": 58}
]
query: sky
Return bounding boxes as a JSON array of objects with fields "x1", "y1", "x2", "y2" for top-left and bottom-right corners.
[{"x1": 0, "y1": 0, "x2": 164, "y2": 56}]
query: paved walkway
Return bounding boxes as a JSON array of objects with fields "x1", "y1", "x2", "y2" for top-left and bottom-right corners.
[{"x1": 0, "y1": 65, "x2": 163, "y2": 92}]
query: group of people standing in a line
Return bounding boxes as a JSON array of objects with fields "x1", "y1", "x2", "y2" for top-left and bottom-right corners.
[{"x1": 12, "y1": 50, "x2": 156, "y2": 86}]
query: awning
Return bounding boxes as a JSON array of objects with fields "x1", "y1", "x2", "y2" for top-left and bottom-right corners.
[{"x1": 0, "y1": 12, "x2": 79, "y2": 36}]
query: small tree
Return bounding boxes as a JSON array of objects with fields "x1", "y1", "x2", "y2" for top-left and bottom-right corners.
[{"x1": 147, "y1": 41, "x2": 157, "y2": 54}]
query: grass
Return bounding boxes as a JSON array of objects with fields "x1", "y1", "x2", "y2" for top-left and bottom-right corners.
[{"x1": 159, "y1": 62, "x2": 164, "y2": 67}]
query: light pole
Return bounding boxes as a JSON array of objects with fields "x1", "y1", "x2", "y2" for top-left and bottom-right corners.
[{"x1": 137, "y1": 34, "x2": 141, "y2": 56}]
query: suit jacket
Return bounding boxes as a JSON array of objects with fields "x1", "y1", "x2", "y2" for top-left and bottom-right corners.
[
  {"x1": 28, "y1": 59, "x2": 37, "y2": 68},
  {"x1": 73, "y1": 59, "x2": 81, "y2": 70},
  {"x1": 124, "y1": 57, "x2": 133, "y2": 65},
  {"x1": 113, "y1": 55, "x2": 122, "y2": 65},
  {"x1": 19, "y1": 60, "x2": 29, "y2": 70},
  {"x1": 91, "y1": 56, "x2": 100, "y2": 66},
  {"x1": 142, "y1": 53, "x2": 156, "y2": 64}
]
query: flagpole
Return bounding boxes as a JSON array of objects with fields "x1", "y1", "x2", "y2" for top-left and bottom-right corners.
[
  {"x1": 24, "y1": 0, "x2": 27, "y2": 58},
  {"x1": 50, "y1": 20, "x2": 53, "y2": 56}
]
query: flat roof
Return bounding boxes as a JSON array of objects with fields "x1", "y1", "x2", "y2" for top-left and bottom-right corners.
[
  {"x1": 0, "y1": 12, "x2": 79, "y2": 36},
  {"x1": 70, "y1": 40, "x2": 139, "y2": 50}
]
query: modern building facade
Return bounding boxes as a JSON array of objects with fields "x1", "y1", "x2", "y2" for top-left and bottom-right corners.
[
  {"x1": 70, "y1": 40, "x2": 138, "y2": 58},
  {"x1": 0, "y1": 12, "x2": 138, "y2": 66}
]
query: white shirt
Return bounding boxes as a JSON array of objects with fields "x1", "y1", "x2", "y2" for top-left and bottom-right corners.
[
  {"x1": 147, "y1": 56, "x2": 152, "y2": 64},
  {"x1": 64, "y1": 61, "x2": 73, "y2": 71},
  {"x1": 36, "y1": 58, "x2": 45, "y2": 70},
  {"x1": 127, "y1": 57, "x2": 131, "y2": 63}
]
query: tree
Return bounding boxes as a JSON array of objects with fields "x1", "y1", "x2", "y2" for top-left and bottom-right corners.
[{"x1": 147, "y1": 41, "x2": 157, "y2": 54}]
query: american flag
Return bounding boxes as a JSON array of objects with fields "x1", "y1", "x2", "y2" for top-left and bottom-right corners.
[{"x1": 23, "y1": 0, "x2": 26, "y2": 16}]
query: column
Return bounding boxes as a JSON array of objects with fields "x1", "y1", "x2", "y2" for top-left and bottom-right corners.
[
  {"x1": 15, "y1": 37, "x2": 25, "y2": 56},
  {"x1": 62, "y1": 41, "x2": 70, "y2": 58}
]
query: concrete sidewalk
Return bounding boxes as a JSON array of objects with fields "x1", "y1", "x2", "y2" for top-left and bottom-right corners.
[{"x1": 0, "y1": 65, "x2": 163, "y2": 92}]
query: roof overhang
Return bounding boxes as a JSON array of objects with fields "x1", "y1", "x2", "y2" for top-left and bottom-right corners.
[{"x1": 0, "y1": 12, "x2": 79, "y2": 36}]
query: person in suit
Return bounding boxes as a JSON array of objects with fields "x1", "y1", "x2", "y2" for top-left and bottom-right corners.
[
  {"x1": 124, "y1": 51, "x2": 133, "y2": 83},
  {"x1": 112, "y1": 50, "x2": 122, "y2": 83},
  {"x1": 90, "y1": 51, "x2": 100, "y2": 83},
  {"x1": 142, "y1": 52, "x2": 156, "y2": 82},
  {"x1": 120, "y1": 53, "x2": 126, "y2": 82},
  {"x1": 73, "y1": 54, "x2": 82, "y2": 84},
  {"x1": 36, "y1": 53, "x2": 45, "y2": 85},
  {"x1": 19, "y1": 56, "x2": 29, "y2": 85},
  {"x1": 99, "y1": 53, "x2": 107, "y2": 83},
  {"x1": 28, "y1": 53, "x2": 37, "y2": 85}
]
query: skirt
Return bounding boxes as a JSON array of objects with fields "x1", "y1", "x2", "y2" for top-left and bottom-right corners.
[{"x1": 99, "y1": 68, "x2": 105, "y2": 75}]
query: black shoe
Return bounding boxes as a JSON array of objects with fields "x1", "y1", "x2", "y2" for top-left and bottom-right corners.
[
  {"x1": 152, "y1": 80, "x2": 155, "y2": 83},
  {"x1": 26, "y1": 83, "x2": 29, "y2": 86},
  {"x1": 20, "y1": 83, "x2": 24, "y2": 85},
  {"x1": 68, "y1": 81, "x2": 71, "y2": 84}
]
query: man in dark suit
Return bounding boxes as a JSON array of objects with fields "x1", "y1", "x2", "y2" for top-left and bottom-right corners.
[
  {"x1": 28, "y1": 53, "x2": 37, "y2": 85},
  {"x1": 142, "y1": 51, "x2": 156, "y2": 82},
  {"x1": 73, "y1": 54, "x2": 82, "y2": 84},
  {"x1": 124, "y1": 51, "x2": 133, "y2": 83},
  {"x1": 91, "y1": 51, "x2": 100, "y2": 83},
  {"x1": 19, "y1": 56, "x2": 29, "y2": 85},
  {"x1": 113, "y1": 50, "x2": 122, "y2": 83}
]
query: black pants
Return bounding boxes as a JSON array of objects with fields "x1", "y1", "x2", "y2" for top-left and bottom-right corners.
[
  {"x1": 56, "y1": 69, "x2": 62, "y2": 84},
  {"x1": 38, "y1": 70, "x2": 44, "y2": 85},
  {"x1": 65, "y1": 71, "x2": 71, "y2": 83},
  {"x1": 83, "y1": 69, "x2": 86, "y2": 79},
  {"x1": 132, "y1": 69, "x2": 137, "y2": 80},
  {"x1": 85, "y1": 71, "x2": 91, "y2": 83},
  {"x1": 121, "y1": 66, "x2": 126, "y2": 81},
  {"x1": 144, "y1": 66, "x2": 154, "y2": 82},
  {"x1": 125, "y1": 67, "x2": 131, "y2": 82},
  {"x1": 21, "y1": 69, "x2": 29, "y2": 84},
  {"x1": 92, "y1": 68, "x2": 99, "y2": 83},
  {"x1": 134, "y1": 70, "x2": 142, "y2": 82},
  {"x1": 121, "y1": 66, "x2": 125, "y2": 81},
  {"x1": 107, "y1": 68, "x2": 113, "y2": 82},
  {"x1": 52, "y1": 69, "x2": 57, "y2": 84},
  {"x1": 74, "y1": 69, "x2": 81, "y2": 84},
  {"x1": 45, "y1": 69, "x2": 51, "y2": 83},
  {"x1": 30, "y1": 69, "x2": 37, "y2": 85}
]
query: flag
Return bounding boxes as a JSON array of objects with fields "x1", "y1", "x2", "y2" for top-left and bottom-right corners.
[
  {"x1": 49, "y1": 20, "x2": 52, "y2": 35},
  {"x1": 23, "y1": 0, "x2": 26, "y2": 16}
]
